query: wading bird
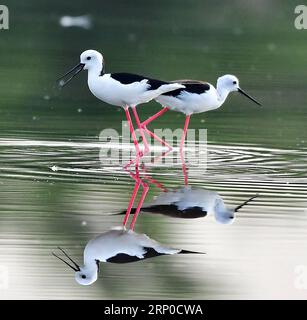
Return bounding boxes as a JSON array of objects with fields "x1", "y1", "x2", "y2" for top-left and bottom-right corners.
[
  {"x1": 57, "y1": 49, "x2": 185, "y2": 163},
  {"x1": 140, "y1": 75, "x2": 261, "y2": 150}
]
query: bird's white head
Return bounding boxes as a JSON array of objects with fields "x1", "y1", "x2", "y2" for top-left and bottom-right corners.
[
  {"x1": 217, "y1": 74, "x2": 240, "y2": 93},
  {"x1": 80, "y1": 49, "x2": 104, "y2": 72},
  {"x1": 217, "y1": 74, "x2": 261, "y2": 106},
  {"x1": 57, "y1": 49, "x2": 104, "y2": 87},
  {"x1": 52, "y1": 247, "x2": 100, "y2": 286}
]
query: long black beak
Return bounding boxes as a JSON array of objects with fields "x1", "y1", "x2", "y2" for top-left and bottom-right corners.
[
  {"x1": 234, "y1": 194, "x2": 258, "y2": 212},
  {"x1": 52, "y1": 247, "x2": 81, "y2": 272},
  {"x1": 57, "y1": 63, "x2": 85, "y2": 87},
  {"x1": 238, "y1": 88, "x2": 262, "y2": 106}
]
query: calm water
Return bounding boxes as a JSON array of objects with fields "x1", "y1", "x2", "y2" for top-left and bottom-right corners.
[{"x1": 0, "y1": 0, "x2": 307, "y2": 299}]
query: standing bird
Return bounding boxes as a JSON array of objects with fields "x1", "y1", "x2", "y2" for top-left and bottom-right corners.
[
  {"x1": 140, "y1": 75, "x2": 261, "y2": 151},
  {"x1": 57, "y1": 49, "x2": 185, "y2": 161},
  {"x1": 52, "y1": 226, "x2": 204, "y2": 286}
]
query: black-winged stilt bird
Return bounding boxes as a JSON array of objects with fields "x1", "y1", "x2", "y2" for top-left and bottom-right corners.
[
  {"x1": 57, "y1": 49, "x2": 185, "y2": 162},
  {"x1": 119, "y1": 186, "x2": 258, "y2": 224},
  {"x1": 52, "y1": 226, "x2": 204, "y2": 285},
  {"x1": 140, "y1": 75, "x2": 261, "y2": 151}
]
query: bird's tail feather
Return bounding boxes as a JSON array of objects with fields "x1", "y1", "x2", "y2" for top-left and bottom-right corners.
[{"x1": 158, "y1": 83, "x2": 185, "y2": 94}]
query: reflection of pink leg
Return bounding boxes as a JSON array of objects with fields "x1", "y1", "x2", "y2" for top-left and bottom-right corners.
[
  {"x1": 180, "y1": 149, "x2": 188, "y2": 186},
  {"x1": 132, "y1": 106, "x2": 149, "y2": 154},
  {"x1": 141, "y1": 107, "x2": 172, "y2": 149},
  {"x1": 122, "y1": 179, "x2": 140, "y2": 227},
  {"x1": 123, "y1": 166, "x2": 149, "y2": 230},
  {"x1": 130, "y1": 179, "x2": 149, "y2": 230},
  {"x1": 124, "y1": 106, "x2": 141, "y2": 167}
]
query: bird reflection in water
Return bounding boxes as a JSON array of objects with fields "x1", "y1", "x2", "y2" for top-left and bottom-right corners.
[{"x1": 53, "y1": 226, "x2": 204, "y2": 285}]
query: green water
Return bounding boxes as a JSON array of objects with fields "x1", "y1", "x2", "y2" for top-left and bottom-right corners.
[{"x1": 0, "y1": 0, "x2": 307, "y2": 299}]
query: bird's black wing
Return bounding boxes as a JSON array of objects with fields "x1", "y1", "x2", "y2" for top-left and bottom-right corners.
[
  {"x1": 116, "y1": 204, "x2": 207, "y2": 219},
  {"x1": 110, "y1": 73, "x2": 169, "y2": 90},
  {"x1": 162, "y1": 80, "x2": 210, "y2": 97}
]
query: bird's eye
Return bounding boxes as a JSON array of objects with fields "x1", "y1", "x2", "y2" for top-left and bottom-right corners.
[
  {"x1": 233, "y1": 81, "x2": 237, "y2": 85},
  {"x1": 81, "y1": 275, "x2": 86, "y2": 279},
  {"x1": 87, "y1": 57, "x2": 91, "y2": 60}
]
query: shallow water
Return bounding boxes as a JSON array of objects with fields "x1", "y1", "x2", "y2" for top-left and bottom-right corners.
[{"x1": 1, "y1": 0, "x2": 307, "y2": 299}]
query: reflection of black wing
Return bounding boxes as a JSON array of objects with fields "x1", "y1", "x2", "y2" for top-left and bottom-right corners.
[
  {"x1": 110, "y1": 73, "x2": 169, "y2": 90},
  {"x1": 106, "y1": 247, "x2": 204, "y2": 264},
  {"x1": 117, "y1": 204, "x2": 207, "y2": 219},
  {"x1": 162, "y1": 80, "x2": 210, "y2": 97},
  {"x1": 106, "y1": 247, "x2": 167, "y2": 264}
]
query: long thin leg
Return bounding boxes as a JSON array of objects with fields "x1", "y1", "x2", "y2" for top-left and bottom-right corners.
[
  {"x1": 132, "y1": 106, "x2": 149, "y2": 154},
  {"x1": 143, "y1": 127, "x2": 173, "y2": 150},
  {"x1": 124, "y1": 106, "x2": 141, "y2": 166},
  {"x1": 141, "y1": 107, "x2": 170, "y2": 127},
  {"x1": 141, "y1": 107, "x2": 172, "y2": 149},
  {"x1": 180, "y1": 115, "x2": 191, "y2": 151},
  {"x1": 179, "y1": 115, "x2": 191, "y2": 186}
]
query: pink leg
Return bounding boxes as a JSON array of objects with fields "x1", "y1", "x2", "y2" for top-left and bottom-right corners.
[
  {"x1": 124, "y1": 106, "x2": 141, "y2": 166},
  {"x1": 141, "y1": 107, "x2": 170, "y2": 127},
  {"x1": 143, "y1": 127, "x2": 173, "y2": 150},
  {"x1": 180, "y1": 115, "x2": 191, "y2": 151},
  {"x1": 141, "y1": 107, "x2": 172, "y2": 149},
  {"x1": 179, "y1": 115, "x2": 190, "y2": 186},
  {"x1": 132, "y1": 106, "x2": 149, "y2": 154}
]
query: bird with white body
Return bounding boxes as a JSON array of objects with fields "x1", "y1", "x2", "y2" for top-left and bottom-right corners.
[
  {"x1": 57, "y1": 49, "x2": 185, "y2": 160},
  {"x1": 141, "y1": 75, "x2": 262, "y2": 150},
  {"x1": 53, "y1": 226, "x2": 204, "y2": 285}
]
